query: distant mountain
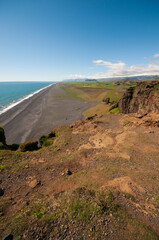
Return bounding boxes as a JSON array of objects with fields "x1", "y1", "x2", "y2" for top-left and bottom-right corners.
[
  {"x1": 63, "y1": 75, "x2": 159, "y2": 82},
  {"x1": 62, "y1": 78, "x2": 87, "y2": 82},
  {"x1": 97, "y1": 75, "x2": 159, "y2": 81}
]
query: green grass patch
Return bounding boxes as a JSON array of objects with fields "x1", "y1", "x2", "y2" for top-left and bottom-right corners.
[
  {"x1": 30, "y1": 202, "x2": 57, "y2": 221},
  {"x1": 153, "y1": 196, "x2": 159, "y2": 208},
  {"x1": 64, "y1": 188, "x2": 119, "y2": 221},
  {"x1": 42, "y1": 139, "x2": 53, "y2": 147},
  {"x1": 61, "y1": 80, "x2": 138, "y2": 104},
  {"x1": 69, "y1": 198, "x2": 97, "y2": 222},
  {"x1": 0, "y1": 164, "x2": 10, "y2": 173},
  {"x1": 83, "y1": 103, "x2": 110, "y2": 118},
  {"x1": 66, "y1": 90, "x2": 84, "y2": 100},
  {"x1": 110, "y1": 107, "x2": 119, "y2": 113},
  {"x1": 65, "y1": 80, "x2": 138, "y2": 89}
]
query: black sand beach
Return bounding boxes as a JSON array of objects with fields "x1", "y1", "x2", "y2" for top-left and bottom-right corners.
[{"x1": 0, "y1": 84, "x2": 95, "y2": 144}]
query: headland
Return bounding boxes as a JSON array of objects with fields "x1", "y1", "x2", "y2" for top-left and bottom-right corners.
[{"x1": 0, "y1": 80, "x2": 159, "y2": 239}]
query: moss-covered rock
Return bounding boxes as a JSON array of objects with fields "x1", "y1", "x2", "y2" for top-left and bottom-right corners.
[
  {"x1": 0, "y1": 126, "x2": 6, "y2": 145},
  {"x1": 19, "y1": 140, "x2": 38, "y2": 152}
]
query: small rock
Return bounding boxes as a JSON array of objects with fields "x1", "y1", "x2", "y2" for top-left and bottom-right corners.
[
  {"x1": 31, "y1": 158, "x2": 38, "y2": 163},
  {"x1": 87, "y1": 114, "x2": 97, "y2": 120},
  {"x1": 67, "y1": 170, "x2": 72, "y2": 175},
  {"x1": 3, "y1": 234, "x2": 13, "y2": 240},
  {"x1": 61, "y1": 169, "x2": 72, "y2": 176},
  {"x1": 50, "y1": 168, "x2": 55, "y2": 173},
  {"x1": 26, "y1": 176, "x2": 34, "y2": 181},
  {"x1": 39, "y1": 158, "x2": 45, "y2": 163},
  {"x1": 29, "y1": 179, "x2": 40, "y2": 188},
  {"x1": 0, "y1": 188, "x2": 4, "y2": 196},
  {"x1": 65, "y1": 169, "x2": 72, "y2": 175}
]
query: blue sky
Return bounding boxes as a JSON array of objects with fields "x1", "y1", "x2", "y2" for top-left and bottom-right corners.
[{"x1": 0, "y1": 0, "x2": 159, "y2": 81}]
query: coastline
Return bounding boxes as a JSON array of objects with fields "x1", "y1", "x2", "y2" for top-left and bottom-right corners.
[
  {"x1": 0, "y1": 83, "x2": 54, "y2": 115},
  {"x1": 0, "y1": 84, "x2": 96, "y2": 144}
]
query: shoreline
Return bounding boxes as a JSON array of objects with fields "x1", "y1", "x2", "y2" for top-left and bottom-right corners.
[
  {"x1": 0, "y1": 84, "x2": 96, "y2": 144},
  {"x1": 0, "y1": 83, "x2": 55, "y2": 116}
]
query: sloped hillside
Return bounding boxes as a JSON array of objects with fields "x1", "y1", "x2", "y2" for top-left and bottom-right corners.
[{"x1": 0, "y1": 81, "x2": 159, "y2": 240}]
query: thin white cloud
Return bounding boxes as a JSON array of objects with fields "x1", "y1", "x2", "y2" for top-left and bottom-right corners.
[
  {"x1": 67, "y1": 59, "x2": 159, "y2": 79},
  {"x1": 153, "y1": 53, "x2": 159, "y2": 58},
  {"x1": 93, "y1": 61, "x2": 159, "y2": 78},
  {"x1": 93, "y1": 60, "x2": 125, "y2": 69}
]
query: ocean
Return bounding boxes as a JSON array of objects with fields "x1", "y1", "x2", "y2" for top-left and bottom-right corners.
[{"x1": 0, "y1": 82, "x2": 55, "y2": 114}]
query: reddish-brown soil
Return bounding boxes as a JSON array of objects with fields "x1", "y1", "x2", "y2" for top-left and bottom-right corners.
[{"x1": 0, "y1": 112, "x2": 159, "y2": 239}]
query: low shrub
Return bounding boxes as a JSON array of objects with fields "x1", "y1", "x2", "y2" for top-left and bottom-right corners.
[
  {"x1": 103, "y1": 97, "x2": 110, "y2": 104},
  {"x1": 39, "y1": 135, "x2": 53, "y2": 147},
  {"x1": 0, "y1": 142, "x2": 5, "y2": 150},
  {"x1": 19, "y1": 140, "x2": 38, "y2": 152},
  {"x1": 39, "y1": 135, "x2": 47, "y2": 146},
  {"x1": 8, "y1": 144, "x2": 19, "y2": 151},
  {"x1": 42, "y1": 139, "x2": 52, "y2": 147},
  {"x1": 0, "y1": 126, "x2": 6, "y2": 145},
  {"x1": 48, "y1": 130, "x2": 56, "y2": 138},
  {"x1": 97, "y1": 190, "x2": 118, "y2": 214}
]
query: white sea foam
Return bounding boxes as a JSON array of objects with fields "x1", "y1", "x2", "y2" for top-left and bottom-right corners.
[{"x1": 0, "y1": 83, "x2": 55, "y2": 116}]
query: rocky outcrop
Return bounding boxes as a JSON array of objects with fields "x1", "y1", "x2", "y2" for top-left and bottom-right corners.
[{"x1": 118, "y1": 81, "x2": 159, "y2": 114}]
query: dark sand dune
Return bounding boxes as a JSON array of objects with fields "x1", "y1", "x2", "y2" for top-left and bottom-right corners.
[{"x1": 0, "y1": 84, "x2": 95, "y2": 144}]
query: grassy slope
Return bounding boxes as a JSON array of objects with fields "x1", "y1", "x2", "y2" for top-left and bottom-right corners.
[
  {"x1": 61, "y1": 81, "x2": 127, "y2": 102},
  {"x1": 0, "y1": 80, "x2": 159, "y2": 239},
  {"x1": 60, "y1": 80, "x2": 138, "y2": 117}
]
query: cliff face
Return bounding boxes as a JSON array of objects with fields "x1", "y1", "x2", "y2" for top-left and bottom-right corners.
[{"x1": 118, "y1": 81, "x2": 159, "y2": 114}]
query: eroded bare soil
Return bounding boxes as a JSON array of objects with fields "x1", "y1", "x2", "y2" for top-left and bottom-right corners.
[{"x1": 0, "y1": 113, "x2": 159, "y2": 239}]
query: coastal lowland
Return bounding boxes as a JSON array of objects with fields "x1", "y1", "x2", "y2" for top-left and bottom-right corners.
[
  {"x1": 0, "y1": 79, "x2": 159, "y2": 240},
  {"x1": 0, "y1": 84, "x2": 96, "y2": 145}
]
